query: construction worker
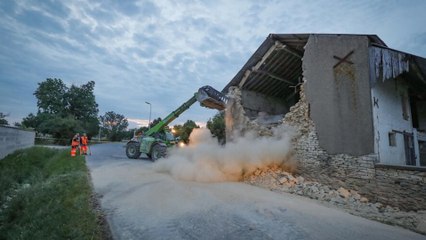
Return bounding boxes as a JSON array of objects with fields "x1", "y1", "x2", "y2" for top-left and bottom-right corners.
[
  {"x1": 71, "y1": 133, "x2": 80, "y2": 157},
  {"x1": 80, "y1": 133, "x2": 89, "y2": 155}
]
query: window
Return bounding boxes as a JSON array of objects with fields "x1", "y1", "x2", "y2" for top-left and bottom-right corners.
[
  {"x1": 404, "y1": 134, "x2": 416, "y2": 166},
  {"x1": 420, "y1": 141, "x2": 426, "y2": 167},
  {"x1": 401, "y1": 94, "x2": 410, "y2": 120},
  {"x1": 388, "y1": 132, "x2": 396, "y2": 147}
]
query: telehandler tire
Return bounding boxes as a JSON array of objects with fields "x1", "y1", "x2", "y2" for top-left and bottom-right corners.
[
  {"x1": 126, "y1": 142, "x2": 141, "y2": 159},
  {"x1": 151, "y1": 144, "x2": 167, "y2": 161}
]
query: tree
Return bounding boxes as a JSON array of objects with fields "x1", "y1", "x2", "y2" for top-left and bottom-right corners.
[
  {"x1": 65, "y1": 81, "x2": 98, "y2": 120},
  {"x1": 22, "y1": 113, "x2": 40, "y2": 128},
  {"x1": 135, "y1": 126, "x2": 148, "y2": 135},
  {"x1": 82, "y1": 116, "x2": 100, "y2": 138},
  {"x1": 100, "y1": 111, "x2": 129, "y2": 141},
  {"x1": 149, "y1": 117, "x2": 162, "y2": 129},
  {"x1": 0, "y1": 112, "x2": 9, "y2": 125},
  {"x1": 38, "y1": 114, "x2": 84, "y2": 144},
  {"x1": 24, "y1": 78, "x2": 100, "y2": 143},
  {"x1": 34, "y1": 78, "x2": 68, "y2": 115},
  {"x1": 207, "y1": 111, "x2": 226, "y2": 144},
  {"x1": 171, "y1": 124, "x2": 183, "y2": 137},
  {"x1": 172, "y1": 120, "x2": 199, "y2": 144}
]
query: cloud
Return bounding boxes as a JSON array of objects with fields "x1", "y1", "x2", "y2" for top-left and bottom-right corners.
[
  {"x1": 127, "y1": 118, "x2": 149, "y2": 128},
  {"x1": 126, "y1": 117, "x2": 206, "y2": 129},
  {"x1": 1, "y1": 0, "x2": 426, "y2": 127}
]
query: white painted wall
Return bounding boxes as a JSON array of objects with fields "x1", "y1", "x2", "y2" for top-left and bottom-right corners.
[
  {"x1": 371, "y1": 78, "x2": 414, "y2": 165},
  {"x1": 0, "y1": 126, "x2": 35, "y2": 159}
]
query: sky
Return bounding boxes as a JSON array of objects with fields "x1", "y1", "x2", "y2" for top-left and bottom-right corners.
[{"x1": 1, "y1": 0, "x2": 425, "y2": 129}]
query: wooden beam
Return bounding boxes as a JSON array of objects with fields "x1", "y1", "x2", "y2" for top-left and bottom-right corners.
[
  {"x1": 238, "y1": 69, "x2": 252, "y2": 88},
  {"x1": 254, "y1": 69, "x2": 294, "y2": 85},
  {"x1": 239, "y1": 41, "x2": 283, "y2": 88},
  {"x1": 279, "y1": 45, "x2": 303, "y2": 59}
]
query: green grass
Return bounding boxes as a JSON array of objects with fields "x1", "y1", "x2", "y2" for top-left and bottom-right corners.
[{"x1": 0, "y1": 147, "x2": 105, "y2": 240}]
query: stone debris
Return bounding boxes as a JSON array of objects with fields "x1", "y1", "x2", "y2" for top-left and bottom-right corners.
[
  {"x1": 244, "y1": 166, "x2": 426, "y2": 235},
  {"x1": 226, "y1": 82, "x2": 426, "y2": 235},
  {"x1": 337, "y1": 187, "x2": 350, "y2": 199}
]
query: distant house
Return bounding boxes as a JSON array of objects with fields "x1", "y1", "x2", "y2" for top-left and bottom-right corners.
[{"x1": 223, "y1": 34, "x2": 426, "y2": 210}]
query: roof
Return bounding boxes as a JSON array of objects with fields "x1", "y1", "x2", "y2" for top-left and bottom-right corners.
[
  {"x1": 371, "y1": 43, "x2": 426, "y2": 89},
  {"x1": 222, "y1": 33, "x2": 387, "y2": 98}
]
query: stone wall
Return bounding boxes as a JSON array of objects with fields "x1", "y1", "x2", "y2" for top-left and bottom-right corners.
[
  {"x1": 228, "y1": 81, "x2": 426, "y2": 210},
  {"x1": 283, "y1": 83, "x2": 426, "y2": 211},
  {"x1": 0, "y1": 126, "x2": 35, "y2": 159},
  {"x1": 374, "y1": 166, "x2": 426, "y2": 210}
]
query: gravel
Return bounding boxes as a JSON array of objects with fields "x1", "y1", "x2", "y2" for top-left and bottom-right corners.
[{"x1": 244, "y1": 166, "x2": 426, "y2": 235}]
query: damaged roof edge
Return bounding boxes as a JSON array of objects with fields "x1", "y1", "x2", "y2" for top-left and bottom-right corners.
[
  {"x1": 222, "y1": 33, "x2": 387, "y2": 93},
  {"x1": 413, "y1": 57, "x2": 426, "y2": 83},
  {"x1": 222, "y1": 35, "x2": 278, "y2": 93},
  {"x1": 371, "y1": 43, "x2": 426, "y2": 84}
]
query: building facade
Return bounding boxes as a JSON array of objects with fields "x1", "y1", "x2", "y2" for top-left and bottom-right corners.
[{"x1": 223, "y1": 34, "x2": 426, "y2": 210}]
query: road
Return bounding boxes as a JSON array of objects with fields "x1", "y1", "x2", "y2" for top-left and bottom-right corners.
[{"x1": 86, "y1": 143, "x2": 425, "y2": 240}]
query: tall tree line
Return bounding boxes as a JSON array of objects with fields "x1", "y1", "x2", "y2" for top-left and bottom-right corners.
[{"x1": 22, "y1": 78, "x2": 99, "y2": 144}]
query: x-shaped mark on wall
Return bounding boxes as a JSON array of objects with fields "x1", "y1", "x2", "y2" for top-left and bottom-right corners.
[{"x1": 333, "y1": 50, "x2": 355, "y2": 68}]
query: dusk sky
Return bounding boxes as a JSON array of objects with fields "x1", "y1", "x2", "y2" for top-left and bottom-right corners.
[{"x1": 1, "y1": 0, "x2": 425, "y2": 128}]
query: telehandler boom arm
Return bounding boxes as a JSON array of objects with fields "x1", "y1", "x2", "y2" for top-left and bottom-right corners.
[
  {"x1": 144, "y1": 95, "x2": 197, "y2": 136},
  {"x1": 144, "y1": 85, "x2": 228, "y2": 137}
]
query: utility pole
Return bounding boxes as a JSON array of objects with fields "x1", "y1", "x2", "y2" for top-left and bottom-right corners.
[
  {"x1": 98, "y1": 118, "x2": 103, "y2": 142},
  {"x1": 145, "y1": 101, "x2": 151, "y2": 129}
]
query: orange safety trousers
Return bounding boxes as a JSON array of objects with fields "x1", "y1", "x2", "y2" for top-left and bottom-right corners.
[
  {"x1": 80, "y1": 137, "x2": 88, "y2": 155},
  {"x1": 71, "y1": 140, "x2": 79, "y2": 157},
  {"x1": 71, "y1": 147, "x2": 77, "y2": 157},
  {"x1": 80, "y1": 145, "x2": 87, "y2": 155}
]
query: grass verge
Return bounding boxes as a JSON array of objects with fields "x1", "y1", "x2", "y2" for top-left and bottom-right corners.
[{"x1": 0, "y1": 147, "x2": 108, "y2": 240}]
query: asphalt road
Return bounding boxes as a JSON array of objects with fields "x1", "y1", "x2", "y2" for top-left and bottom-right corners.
[{"x1": 86, "y1": 143, "x2": 425, "y2": 240}]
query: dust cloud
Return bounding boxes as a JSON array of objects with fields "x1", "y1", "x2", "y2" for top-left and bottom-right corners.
[{"x1": 153, "y1": 126, "x2": 296, "y2": 182}]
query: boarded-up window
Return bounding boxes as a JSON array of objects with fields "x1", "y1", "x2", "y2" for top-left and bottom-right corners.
[
  {"x1": 404, "y1": 134, "x2": 416, "y2": 165},
  {"x1": 420, "y1": 141, "x2": 426, "y2": 167},
  {"x1": 388, "y1": 132, "x2": 396, "y2": 147},
  {"x1": 402, "y1": 94, "x2": 409, "y2": 120}
]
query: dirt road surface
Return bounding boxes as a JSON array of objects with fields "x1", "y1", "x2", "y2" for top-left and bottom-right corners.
[{"x1": 86, "y1": 143, "x2": 425, "y2": 240}]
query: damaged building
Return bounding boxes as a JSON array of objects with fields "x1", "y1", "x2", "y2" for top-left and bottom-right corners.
[{"x1": 223, "y1": 34, "x2": 426, "y2": 210}]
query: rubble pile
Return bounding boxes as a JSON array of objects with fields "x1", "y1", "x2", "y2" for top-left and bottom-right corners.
[
  {"x1": 244, "y1": 167, "x2": 426, "y2": 234},
  {"x1": 226, "y1": 83, "x2": 426, "y2": 234}
]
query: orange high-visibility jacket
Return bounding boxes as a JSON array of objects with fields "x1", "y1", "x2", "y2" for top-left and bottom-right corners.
[
  {"x1": 81, "y1": 136, "x2": 88, "y2": 145},
  {"x1": 72, "y1": 137, "x2": 80, "y2": 147}
]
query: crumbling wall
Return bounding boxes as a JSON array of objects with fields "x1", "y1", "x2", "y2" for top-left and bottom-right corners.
[
  {"x1": 240, "y1": 90, "x2": 288, "y2": 119},
  {"x1": 283, "y1": 82, "x2": 426, "y2": 211},
  {"x1": 225, "y1": 86, "x2": 275, "y2": 139},
  {"x1": 225, "y1": 72, "x2": 426, "y2": 210},
  {"x1": 283, "y1": 83, "x2": 375, "y2": 184},
  {"x1": 227, "y1": 76, "x2": 426, "y2": 211}
]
